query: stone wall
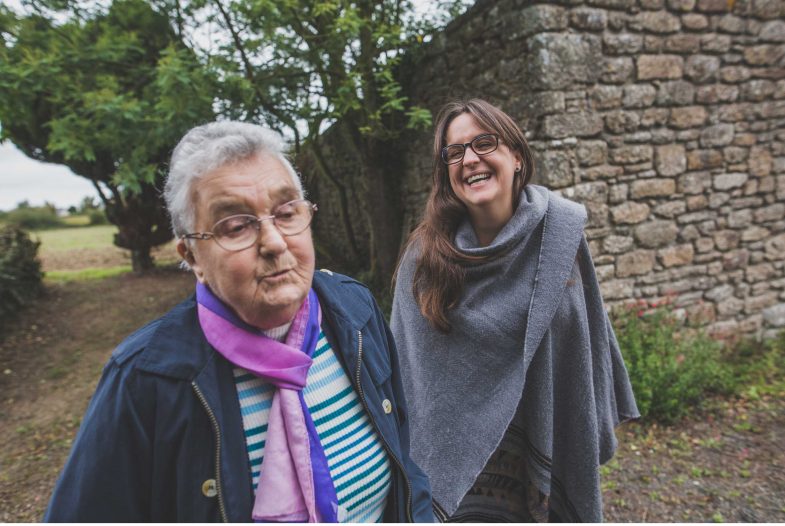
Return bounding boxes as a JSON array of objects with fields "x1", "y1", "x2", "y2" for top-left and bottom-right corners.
[{"x1": 397, "y1": 0, "x2": 785, "y2": 338}]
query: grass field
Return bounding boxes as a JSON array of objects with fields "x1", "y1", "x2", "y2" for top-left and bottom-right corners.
[{"x1": 32, "y1": 225, "x2": 178, "y2": 275}]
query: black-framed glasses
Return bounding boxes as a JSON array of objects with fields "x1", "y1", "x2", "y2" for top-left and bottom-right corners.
[
  {"x1": 181, "y1": 199, "x2": 317, "y2": 252},
  {"x1": 441, "y1": 133, "x2": 499, "y2": 165}
]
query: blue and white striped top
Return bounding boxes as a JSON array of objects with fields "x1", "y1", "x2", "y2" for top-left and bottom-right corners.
[{"x1": 233, "y1": 328, "x2": 391, "y2": 522}]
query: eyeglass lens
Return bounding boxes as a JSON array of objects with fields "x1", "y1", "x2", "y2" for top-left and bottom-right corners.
[
  {"x1": 442, "y1": 134, "x2": 498, "y2": 164},
  {"x1": 212, "y1": 200, "x2": 315, "y2": 251}
]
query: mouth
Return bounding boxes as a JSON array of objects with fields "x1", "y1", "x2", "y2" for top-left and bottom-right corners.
[
  {"x1": 258, "y1": 268, "x2": 292, "y2": 282},
  {"x1": 464, "y1": 172, "x2": 492, "y2": 186}
]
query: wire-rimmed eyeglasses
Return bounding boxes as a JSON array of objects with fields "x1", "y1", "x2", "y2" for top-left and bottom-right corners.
[
  {"x1": 181, "y1": 199, "x2": 317, "y2": 252},
  {"x1": 441, "y1": 133, "x2": 499, "y2": 165}
]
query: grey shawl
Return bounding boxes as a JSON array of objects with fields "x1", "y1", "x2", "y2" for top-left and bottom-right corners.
[{"x1": 391, "y1": 185, "x2": 639, "y2": 522}]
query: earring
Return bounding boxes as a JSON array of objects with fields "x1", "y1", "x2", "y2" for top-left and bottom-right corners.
[{"x1": 515, "y1": 165, "x2": 521, "y2": 173}]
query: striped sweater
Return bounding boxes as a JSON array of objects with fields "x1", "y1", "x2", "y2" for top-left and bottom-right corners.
[{"x1": 233, "y1": 327, "x2": 391, "y2": 522}]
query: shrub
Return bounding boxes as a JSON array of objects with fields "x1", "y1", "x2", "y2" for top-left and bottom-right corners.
[
  {"x1": 0, "y1": 225, "x2": 44, "y2": 333},
  {"x1": 87, "y1": 208, "x2": 109, "y2": 225},
  {"x1": 4, "y1": 206, "x2": 64, "y2": 230},
  {"x1": 725, "y1": 331, "x2": 785, "y2": 396},
  {"x1": 614, "y1": 302, "x2": 735, "y2": 424}
]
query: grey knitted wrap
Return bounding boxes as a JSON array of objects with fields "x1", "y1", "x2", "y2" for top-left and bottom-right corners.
[{"x1": 391, "y1": 185, "x2": 639, "y2": 521}]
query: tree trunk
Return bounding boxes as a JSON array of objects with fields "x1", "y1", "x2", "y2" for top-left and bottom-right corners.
[{"x1": 130, "y1": 248, "x2": 155, "y2": 273}]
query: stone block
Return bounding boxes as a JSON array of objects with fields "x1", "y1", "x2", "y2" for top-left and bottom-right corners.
[
  {"x1": 611, "y1": 202, "x2": 651, "y2": 224},
  {"x1": 641, "y1": 108, "x2": 670, "y2": 127},
  {"x1": 570, "y1": 8, "x2": 607, "y2": 31},
  {"x1": 682, "y1": 14, "x2": 708, "y2": 30},
  {"x1": 723, "y1": 146, "x2": 748, "y2": 164},
  {"x1": 543, "y1": 112, "x2": 604, "y2": 139},
  {"x1": 655, "y1": 144, "x2": 687, "y2": 176},
  {"x1": 636, "y1": 11, "x2": 681, "y2": 33},
  {"x1": 611, "y1": 145, "x2": 653, "y2": 165},
  {"x1": 741, "y1": 80, "x2": 776, "y2": 102},
  {"x1": 534, "y1": 150, "x2": 574, "y2": 188},
  {"x1": 755, "y1": 203, "x2": 785, "y2": 222},
  {"x1": 745, "y1": 293, "x2": 778, "y2": 313},
  {"x1": 713, "y1": 229, "x2": 741, "y2": 250},
  {"x1": 764, "y1": 233, "x2": 785, "y2": 260},
  {"x1": 742, "y1": 226, "x2": 770, "y2": 241},
  {"x1": 664, "y1": 34, "x2": 701, "y2": 53},
  {"x1": 565, "y1": 181, "x2": 608, "y2": 202},
  {"x1": 687, "y1": 195, "x2": 708, "y2": 210},
  {"x1": 701, "y1": 34, "x2": 731, "y2": 53},
  {"x1": 623, "y1": 84, "x2": 657, "y2": 108},
  {"x1": 713, "y1": 172, "x2": 748, "y2": 190},
  {"x1": 700, "y1": 124, "x2": 735, "y2": 147},
  {"x1": 695, "y1": 237, "x2": 715, "y2": 252},
  {"x1": 527, "y1": 33, "x2": 602, "y2": 90},
  {"x1": 687, "y1": 302, "x2": 716, "y2": 325},
  {"x1": 705, "y1": 284, "x2": 735, "y2": 302},
  {"x1": 746, "y1": 263, "x2": 776, "y2": 282},
  {"x1": 654, "y1": 200, "x2": 687, "y2": 218},
  {"x1": 602, "y1": 57, "x2": 635, "y2": 84},
  {"x1": 603, "y1": 33, "x2": 643, "y2": 55},
  {"x1": 763, "y1": 303, "x2": 785, "y2": 327},
  {"x1": 637, "y1": 55, "x2": 684, "y2": 80},
  {"x1": 668, "y1": 0, "x2": 696, "y2": 10},
  {"x1": 679, "y1": 172, "x2": 711, "y2": 194},
  {"x1": 722, "y1": 248, "x2": 749, "y2": 270},
  {"x1": 657, "y1": 80, "x2": 695, "y2": 105},
  {"x1": 720, "y1": 66, "x2": 751, "y2": 83},
  {"x1": 685, "y1": 55, "x2": 720, "y2": 83},
  {"x1": 669, "y1": 106, "x2": 708, "y2": 129},
  {"x1": 603, "y1": 235, "x2": 635, "y2": 254},
  {"x1": 609, "y1": 183, "x2": 628, "y2": 203},
  {"x1": 576, "y1": 140, "x2": 608, "y2": 167},
  {"x1": 696, "y1": 0, "x2": 731, "y2": 13},
  {"x1": 518, "y1": 92, "x2": 566, "y2": 118},
  {"x1": 727, "y1": 209, "x2": 753, "y2": 228},
  {"x1": 749, "y1": 146, "x2": 773, "y2": 177},
  {"x1": 744, "y1": 45, "x2": 785, "y2": 66},
  {"x1": 605, "y1": 111, "x2": 641, "y2": 134},
  {"x1": 659, "y1": 243, "x2": 695, "y2": 267},
  {"x1": 580, "y1": 165, "x2": 624, "y2": 180},
  {"x1": 600, "y1": 279, "x2": 635, "y2": 300},
  {"x1": 590, "y1": 85, "x2": 623, "y2": 110},
  {"x1": 695, "y1": 84, "x2": 738, "y2": 103},
  {"x1": 760, "y1": 21, "x2": 785, "y2": 42},
  {"x1": 751, "y1": 0, "x2": 785, "y2": 20},
  {"x1": 717, "y1": 14, "x2": 746, "y2": 33},
  {"x1": 687, "y1": 149, "x2": 724, "y2": 170},
  {"x1": 595, "y1": 264, "x2": 615, "y2": 281},
  {"x1": 635, "y1": 220, "x2": 679, "y2": 247},
  {"x1": 516, "y1": 5, "x2": 569, "y2": 37},
  {"x1": 616, "y1": 250, "x2": 657, "y2": 277}
]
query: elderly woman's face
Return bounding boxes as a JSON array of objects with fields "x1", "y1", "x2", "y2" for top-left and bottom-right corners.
[{"x1": 180, "y1": 152, "x2": 315, "y2": 330}]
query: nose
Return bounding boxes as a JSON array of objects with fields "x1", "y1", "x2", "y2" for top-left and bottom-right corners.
[
  {"x1": 462, "y1": 145, "x2": 480, "y2": 166},
  {"x1": 257, "y1": 221, "x2": 287, "y2": 256}
]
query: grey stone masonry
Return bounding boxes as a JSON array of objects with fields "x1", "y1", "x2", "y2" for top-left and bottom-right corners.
[{"x1": 307, "y1": 0, "x2": 785, "y2": 341}]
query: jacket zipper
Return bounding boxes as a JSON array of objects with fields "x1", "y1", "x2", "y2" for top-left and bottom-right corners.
[
  {"x1": 192, "y1": 382, "x2": 229, "y2": 523},
  {"x1": 353, "y1": 330, "x2": 414, "y2": 522},
  {"x1": 433, "y1": 499, "x2": 449, "y2": 522}
]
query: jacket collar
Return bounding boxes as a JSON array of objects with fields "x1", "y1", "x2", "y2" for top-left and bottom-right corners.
[{"x1": 134, "y1": 271, "x2": 372, "y2": 381}]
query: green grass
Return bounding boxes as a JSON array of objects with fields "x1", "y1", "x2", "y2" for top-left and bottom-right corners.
[
  {"x1": 45, "y1": 265, "x2": 132, "y2": 282},
  {"x1": 32, "y1": 225, "x2": 117, "y2": 251},
  {"x1": 61, "y1": 215, "x2": 91, "y2": 226}
]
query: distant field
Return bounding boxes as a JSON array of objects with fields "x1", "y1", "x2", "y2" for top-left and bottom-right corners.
[{"x1": 32, "y1": 225, "x2": 178, "y2": 274}]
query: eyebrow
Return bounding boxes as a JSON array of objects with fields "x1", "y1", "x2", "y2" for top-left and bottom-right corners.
[{"x1": 205, "y1": 186, "x2": 301, "y2": 224}]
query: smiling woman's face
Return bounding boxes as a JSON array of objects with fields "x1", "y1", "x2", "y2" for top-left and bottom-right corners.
[
  {"x1": 445, "y1": 112, "x2": 521, "y2": 224},
  {"x1": 178, "y1": 152, "x2": 315, "y2": 330}
]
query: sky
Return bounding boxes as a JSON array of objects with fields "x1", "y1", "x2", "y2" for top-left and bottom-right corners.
[{"x1": 0, "y1": 142, "x2": 100, "y2": 211}]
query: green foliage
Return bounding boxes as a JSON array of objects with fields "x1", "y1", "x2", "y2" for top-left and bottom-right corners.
[
  {"x1": 0, "y1": 0, "x2": 216, "y2": 270},
  {"x1": 0, "y1": 225, "x2": 43, "y2": 333},
  {"x1": 1, "y1": 202, "x2": 64, "y2": 230},
  {"x1": 614, "y1": 303, "x2": 735, "y2": 424},
  {"x1": 724, "y1": 331, "x2": 785, "y2": 396}
]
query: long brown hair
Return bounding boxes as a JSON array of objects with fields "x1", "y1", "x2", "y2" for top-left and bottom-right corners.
[{"x1": 399, "y1": 99, "x2": 535, "y2": 332}]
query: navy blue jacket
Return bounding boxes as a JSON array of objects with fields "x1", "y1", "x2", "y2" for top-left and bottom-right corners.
[{"x1": 44, "y1": 270, "x2": 433, "y2": 522}]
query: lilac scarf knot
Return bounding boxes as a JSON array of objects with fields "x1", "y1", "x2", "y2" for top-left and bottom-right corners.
[{"x1": 196, "y1": 283, "x2": 339, "y2": 522}]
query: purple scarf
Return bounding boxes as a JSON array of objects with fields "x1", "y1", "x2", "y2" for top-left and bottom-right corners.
[{"x1": 196, "y1": 283, "x2": 339, "y2": 522}]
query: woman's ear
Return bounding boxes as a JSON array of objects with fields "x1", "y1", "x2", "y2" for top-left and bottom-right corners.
[{"x1": 177, "y1": 239, "x2": 206, "y2": 282}]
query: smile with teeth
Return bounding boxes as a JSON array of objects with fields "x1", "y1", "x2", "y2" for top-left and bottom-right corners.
[{"x1": 466, "y1": 172, "x2": 492, "y2": 185}]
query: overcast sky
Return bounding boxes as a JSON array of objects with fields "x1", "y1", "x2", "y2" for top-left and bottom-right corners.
[{"x1": 0, "y1": 142, "x2": 99, "y2": 211}]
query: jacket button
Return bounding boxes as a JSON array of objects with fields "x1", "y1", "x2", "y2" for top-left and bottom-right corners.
[
  {"x1": 382, "y1": 399, "x2": 392, "y2": 414},
  {"x1": 202, "y1": 479, "x2": 217, "y2": 498}
]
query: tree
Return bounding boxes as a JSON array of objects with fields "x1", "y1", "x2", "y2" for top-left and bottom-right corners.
[
  {"x1": 177, "y1": 0, "x2": 456, "y2": 291},
  {"x1": 0, "y1": 0, "x2": 215, "y2": 271}
]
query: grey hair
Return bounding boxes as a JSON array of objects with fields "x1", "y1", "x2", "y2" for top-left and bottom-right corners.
[{"x1": 164, "y1": 121, "x2": 304, "y2": 238}]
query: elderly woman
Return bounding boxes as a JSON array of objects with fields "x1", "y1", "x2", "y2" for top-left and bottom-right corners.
[
  {"x1": 392, "y1": 99, "x2": 638, "y2": 522},
  {"x1": 45, "y1": 121, "x2": 432, "y2": 522}
]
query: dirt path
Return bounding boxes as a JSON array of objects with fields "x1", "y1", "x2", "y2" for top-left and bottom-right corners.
[{"x1": 1, "y1": 272, "x2": 783, "y2": 522}]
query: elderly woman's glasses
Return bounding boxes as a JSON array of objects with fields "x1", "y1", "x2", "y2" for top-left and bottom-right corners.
[
  {"x1": 441, "y1": 133, "x2": 499, "y2": 165},
  {"x1": 181, "y1": 199, "x2": 317, "y2": 252}
]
